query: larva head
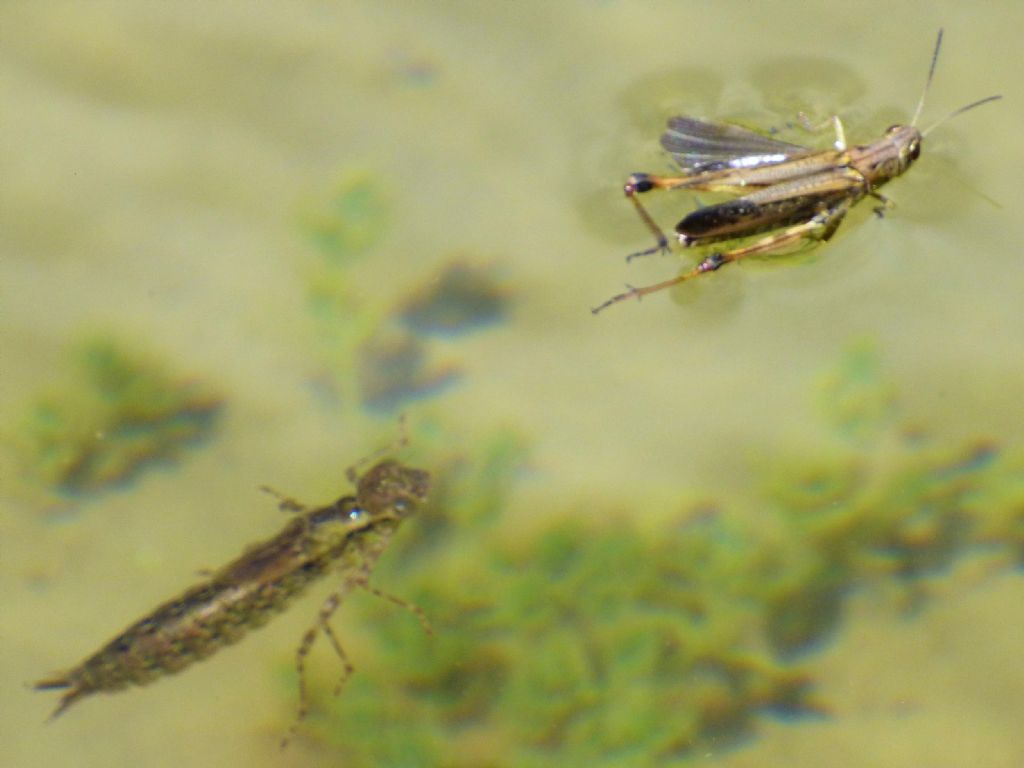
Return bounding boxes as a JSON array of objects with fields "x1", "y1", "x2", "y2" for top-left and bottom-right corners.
[{"x1": 355, "y1": 459, "x2": 431, "y2": 520}]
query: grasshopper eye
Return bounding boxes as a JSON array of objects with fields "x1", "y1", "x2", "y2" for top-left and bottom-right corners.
[{"x1": 908, "y1": 140, "x2": 921, "y2": 160}]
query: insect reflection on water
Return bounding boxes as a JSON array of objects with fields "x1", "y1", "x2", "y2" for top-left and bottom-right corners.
[
  {"x1": 34, "y1": 448, "x2": 432, "y2": 747},
  {"x1": 592, "y1": 29, "x2": 1002, "y2": 314}
]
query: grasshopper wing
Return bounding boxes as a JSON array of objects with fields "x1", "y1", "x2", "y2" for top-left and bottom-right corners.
[{"x1": 661, "y1": 116, "x2": 812, "y2": 173}]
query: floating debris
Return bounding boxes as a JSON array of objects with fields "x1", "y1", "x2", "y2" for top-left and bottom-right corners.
[{"x1": 385, "y1": 50, "x2": 439, "y2": 88}]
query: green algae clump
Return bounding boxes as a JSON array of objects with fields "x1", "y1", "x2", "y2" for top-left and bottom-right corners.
[
  {"x1": 275, "y1": 344, "x2": 1024, "y2": 764},
  {"x1": 286, "y1": 432, "x2": 817, "y2": 766},
  {"x1": 17, "y1": 337, "x2": 221, "y2": 495}
]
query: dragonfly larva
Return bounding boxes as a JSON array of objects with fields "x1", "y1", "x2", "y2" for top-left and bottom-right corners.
[{"x1": 35, "y1": 453, "x2": 431, "y2": 745}]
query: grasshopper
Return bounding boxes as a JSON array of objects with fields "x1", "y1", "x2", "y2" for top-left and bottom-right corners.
[{"x1": 592, "y1": 29, "x2": 1001, "y2": 314}]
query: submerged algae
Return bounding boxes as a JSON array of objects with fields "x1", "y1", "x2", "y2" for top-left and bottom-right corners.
[
  {"x1": 277, "y1": 345, "x2": 1024, "y2": 765},
  {"x1": 285, "y1": 432, "x2": 817, "y2": 766},
  {"x1": 760, "y1": 342, "x2": 1024, "y2": 649},
  {"x1": 302, "y1": 174, "x2": 391, "y2": 264},
  {"x1": 301, "y1": 176, "x2": 510, "y2": 414},
  {"x1": 15, "y1": 337, "x2": 221, "y2": 496},
  {"x1": 398, "y1": 259, "x2": 509, "y2": 337}
]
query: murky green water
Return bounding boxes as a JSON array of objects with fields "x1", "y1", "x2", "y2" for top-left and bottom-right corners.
[{"x1": 4, "y1": 2, "x2": 1024, "y2": 766}]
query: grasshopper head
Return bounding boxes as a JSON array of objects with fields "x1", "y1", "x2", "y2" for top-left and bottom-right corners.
[{"x1": 885, "y1": 124, "x2": 923, "y2": 173}]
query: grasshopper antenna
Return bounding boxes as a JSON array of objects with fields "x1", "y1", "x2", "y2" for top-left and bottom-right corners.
[
  {"x1": 911, "y1": 28, "x2": 944, "y2": 127},
  {"x1": 922, "y1": 94, "x2": 1003, "y2": 137},
  {"x1": 911, "y1": 29, "x2": 1002, "y2": 136}
]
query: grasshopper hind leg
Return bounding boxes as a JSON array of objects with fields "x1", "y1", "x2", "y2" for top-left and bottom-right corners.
[
  {"x1": 592, "y1": 201, "x2": 852, "y2": 313},
  {"x1": 623, "y1": 173, "x2": 674, "y2": 260}
]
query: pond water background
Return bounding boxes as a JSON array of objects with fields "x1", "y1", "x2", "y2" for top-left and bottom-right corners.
[{"x1": 3, "y1": 2, "x2": 1023, "y2": 767}]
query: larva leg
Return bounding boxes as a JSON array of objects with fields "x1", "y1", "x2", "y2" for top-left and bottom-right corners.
[{"x1": 280, "y1": 591, "x2": 345, "y2": 749}]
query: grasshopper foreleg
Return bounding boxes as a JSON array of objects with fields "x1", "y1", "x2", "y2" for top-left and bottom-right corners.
[
  {"x1": 797, "y1": 112, "x2": 848, "y2": 151},
  {"x1": 869, "y1": 191, "x2": 894, "y2": 218}
]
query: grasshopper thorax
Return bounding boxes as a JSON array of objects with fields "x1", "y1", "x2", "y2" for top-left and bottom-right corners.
[{"x1": 854, "y1": 124, "x2": 922, "y2": 190}]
